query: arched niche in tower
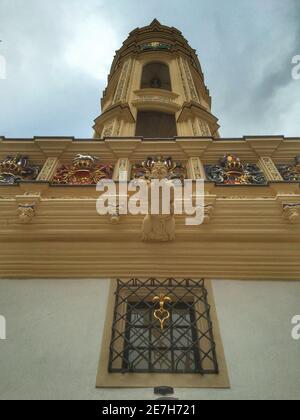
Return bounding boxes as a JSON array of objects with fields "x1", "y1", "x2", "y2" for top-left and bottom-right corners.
[
  {"x1": 140, "y1": 62, "x2": 172, "y2": 91},
  {"x1": 135, "y1": 111, "x2": 177, "y2": 138}
]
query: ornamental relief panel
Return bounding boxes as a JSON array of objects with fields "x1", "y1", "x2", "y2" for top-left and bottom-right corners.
[
  {"x1": 131, "y1": 157, "x2": 187, "y2": 182},
  {"x1": 178, "y1": 57, "x2": 199, "y2": 103},
  {"x1": 177, "y1": 57, "x2": 189, "y2": 101},
  {"x1": 191, "y1": 118, "x2": 211, "y2": 136},
  {"x1": 205, "y1": 155, "x2": 267, "y2": 185},
  {"x1": 52, "y1": 154, "x2": 114, "y2": 185},
  {"x1": 277, "y1": 157, "x2": 300, "y2": 182},
  {"x1": 182, "y1": 58, "x2": 199, "y2": 102},
  {"x1": 139, "y1": 42, "x2": 173, "y2": 52},
  {"x1": 0, "y1": 156, "x2": 41, "y2": 185},
  {"x1": 102, "y1": 118, "x2": 121, "y2": 138},
  {"x1": 113, "y1": 58, "x2": 133, "y2": 104}
]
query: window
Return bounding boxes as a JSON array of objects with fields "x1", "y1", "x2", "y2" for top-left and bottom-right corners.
[
  {"x1": 141, "y1": 62, "x2": 172, "y2": 91},
  {"x1": 108, "y1": 278, "x2": 219, "y2": 375},
  {"x1": 135, "y1": 111, "x2": 177, "y2": 138}
]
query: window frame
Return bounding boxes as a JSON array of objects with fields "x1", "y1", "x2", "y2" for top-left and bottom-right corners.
[
  {"x1": 140, "y1": 61, "x2": 172, "y2": 91},
  {"x1": 96, "y1": 279, "x2": 229, "y2": 389}
]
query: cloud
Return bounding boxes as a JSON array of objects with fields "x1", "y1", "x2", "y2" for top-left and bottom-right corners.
[
  {"x1": 62, "y1": 7, "x2": 120, "y2": 80},
  {"x1": 0, "y1": 0, "x2": 299, "y2": 138}
]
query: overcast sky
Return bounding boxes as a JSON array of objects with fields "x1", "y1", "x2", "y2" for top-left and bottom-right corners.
[{"x1": 0, "y1": 0, "x2": 299, "y2": 138}]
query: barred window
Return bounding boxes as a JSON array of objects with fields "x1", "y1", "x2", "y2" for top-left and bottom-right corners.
[{"x1": 108, "y1": 279, "x2": 219, "y2": 375}]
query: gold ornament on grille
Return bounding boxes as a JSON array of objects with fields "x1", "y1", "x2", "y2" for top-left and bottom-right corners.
[{"x1": 152, "y1": 294, "x2": 172, "y2": 331}]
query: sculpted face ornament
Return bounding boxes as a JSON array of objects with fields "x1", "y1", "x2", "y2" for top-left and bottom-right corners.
[
  {"x1": 53, "y1": 154, "x2": 114, "y2": 185},
  {"x1": 206, "y1": 154, "x2": 267, "y2": 185},
  {"x1": 283, "y1": 204, "x2": 300, "y2": 224},
  {"x1": 18, "y1": 204, "x2": 35, "y2": 224},
  {"x1": 0, "y1": 156, "x2": 40, "y2": 184},
  {"x1": 153, "y1": 294, "x2": 172, "y2": 331}
]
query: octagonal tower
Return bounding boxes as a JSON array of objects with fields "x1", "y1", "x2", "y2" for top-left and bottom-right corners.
[{"x1": 93, "y1": 19, "x2": 220, "y2": 139}]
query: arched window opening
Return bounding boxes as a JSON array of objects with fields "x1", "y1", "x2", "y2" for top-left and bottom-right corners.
[
  {"x1": 135, "y1": 111, "x2": 177, "y2": 138},
  {"x1": 141, "y1": 62, "x2": 172, "y2": 91}
]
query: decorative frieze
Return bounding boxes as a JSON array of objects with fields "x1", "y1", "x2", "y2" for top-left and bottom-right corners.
[
  {"x1": 206, "y1": 155, "x2": 267, "y2": 185},
  {"x1": 140, "y1": 42, "x2": 172, "y2": 52},
  {"x1": 52, "y1": 154, "x2": 114, "y2": 185},
  {"x1": 0, "y1": 156, "x2": 40, "y2": 185},
  {"x1": 132, "y1": 157, "x2": 186, "y2": 181},
  {"x1": 277, "y1": 157, "x2": 300, "y2": 182}
]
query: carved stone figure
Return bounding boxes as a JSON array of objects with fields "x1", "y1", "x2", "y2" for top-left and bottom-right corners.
[
  {"x1": 204, "y1": 205, "x2": 215, "y2": 224},
  {"x1": 140, "y1": 157, "x2": 177, "y2": 242},
  {"x1": 142, "y1": 213, "x2": 176, "y2": 242}
]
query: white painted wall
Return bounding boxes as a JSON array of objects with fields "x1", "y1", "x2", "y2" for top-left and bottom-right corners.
[{"x1": 0, "y1": 279, "x2": 299, "y2": 400}]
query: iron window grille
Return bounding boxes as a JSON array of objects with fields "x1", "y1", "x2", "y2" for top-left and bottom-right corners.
[{"x1": 108, "y1": 278, "x2": 219, "y2": 375}]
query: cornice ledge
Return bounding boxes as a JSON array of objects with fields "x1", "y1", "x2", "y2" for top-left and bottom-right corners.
[
  {"x1": 178, "y1": 101, "x2": 220, "y2": 135},
  {"x1": 244, "y1": 136, "x2": 284, "y2": 157},
  {"x1": 105, "y1": 138, "x2": 142, "y2": 158},
  {"x1": 94, "y1": 103, "x2": 135, "y2": 126},
  {"x1": 18, "y1": 182, "x2": 50, "y2": 195},
  {"x1": 35, "y1": 137, "x2": 73, "y2": 158},
  {"x1": 176, "y1": 138, "x2": 212, "y2": 157},
  {"x1": 270, "y1": 182, "x2": 300, "y2": 196}
]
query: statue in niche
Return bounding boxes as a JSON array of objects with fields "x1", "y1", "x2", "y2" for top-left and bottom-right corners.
[
  {"x1": 141, "y1": 157, "x2": 176, "y2": 242},
  {"x1": 150, "y1": 76, "x2": 162, "y2": 89}
]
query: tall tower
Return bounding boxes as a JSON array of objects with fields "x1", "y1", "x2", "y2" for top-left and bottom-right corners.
[{"x1": 93, "y1": 19, "x2": 220, "y2": 139}]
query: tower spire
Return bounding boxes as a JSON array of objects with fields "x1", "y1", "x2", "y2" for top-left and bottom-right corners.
[{"x1": 149, "y1": 18, "x2": 162, "y2": 26}]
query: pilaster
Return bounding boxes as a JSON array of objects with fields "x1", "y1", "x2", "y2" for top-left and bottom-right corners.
[
  {"x1": 257, "y1": 157, "x2": 283, "y2": 181},
  {"x1": 113, "y1": 158, "x2": 131, "y2": 181},
  {"x1": 187, "y1": 157, "x2": 206, "y2": 180},
  {"x1": 37, "y1": 157, "x2": 60, "y2": 182}
]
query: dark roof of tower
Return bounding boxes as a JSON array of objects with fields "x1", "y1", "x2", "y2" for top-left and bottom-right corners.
[
  {"x1": 149, "y1": 18, "x2": 161, "y2": 26},
  {"x1": 108, "y1": 20, "x2": 204, "y2": 80}
]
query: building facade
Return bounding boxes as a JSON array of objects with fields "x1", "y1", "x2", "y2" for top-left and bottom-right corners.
[{"x1": 0, "y1": 20, "x2": 300, "y2": 399}]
